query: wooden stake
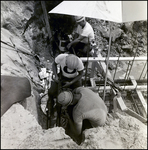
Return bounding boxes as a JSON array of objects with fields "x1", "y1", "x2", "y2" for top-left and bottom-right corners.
[{"x1": 41, "y1": 1, "x2": 52, "y2": 40}]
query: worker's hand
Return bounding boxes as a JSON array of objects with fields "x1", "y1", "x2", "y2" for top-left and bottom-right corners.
[
  {"x1": 52, "y1": 75, "x2": 59, "y2": 83},
  {"x1": 68, "y1": 34, "x2": 73, "y2": 42},
  {"x1": 67, "y1": 43, "x2": 71, "y2": 49}
]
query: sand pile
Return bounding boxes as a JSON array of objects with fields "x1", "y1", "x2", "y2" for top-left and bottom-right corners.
[
  {"x1": 1, "y1": 104, "x2": 147, "y2": 149},
  {"x1": 1, "y1": 103, "x2": 147, "y2": 149}
]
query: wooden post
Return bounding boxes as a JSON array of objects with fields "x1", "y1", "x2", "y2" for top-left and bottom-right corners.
[
  {"x1": 126, "y1": 108, "x2": 147, "y2": 123},
  {"x1": 41, "y1": 1, "x2": 52, "y2": 41}
]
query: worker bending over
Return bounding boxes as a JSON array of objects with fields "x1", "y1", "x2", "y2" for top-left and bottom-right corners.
[{"x1": 57, "y1": 87, "x2": 108, "y2": 145}]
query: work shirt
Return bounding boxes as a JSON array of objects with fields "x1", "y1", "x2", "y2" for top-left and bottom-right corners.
[
  {"x1": 72, "y1": 87, "x2": 108, "y2": 134},
  {"x1": 76, "y1": 22, "x2": 95, "y2": 43},
  {"x1": 55, "y1": 54, "x2": 84, "y2": 78}
]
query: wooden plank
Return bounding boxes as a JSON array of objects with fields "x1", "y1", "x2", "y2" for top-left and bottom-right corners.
[
  {"x1": 91, "y1": 78, "x2": 147, "y2": 91},
  {"x1": 130, "y1": 76, "x2": 137, "y2": 87},
  {"x1": 80, "y1": 56, "x2": 147, "y2": 62},
  {"x1": 41, "y1": 1, "x2": 52, "y2": 40},
  {"x1": 112, "y1": 89, "x2": 127, "y2": 111},
  {"x1": 130, "y1": 76, "x2": 147, "y2": 114},
  {"x1": 136, "y1": 90, "x2": 147, "y2": 114},
  {"x1": 117, "y1": 97, "x2": 127, "y2": 111},
  {"x1": 125, "y1": 108, "x2": 147, "y2": 123}
]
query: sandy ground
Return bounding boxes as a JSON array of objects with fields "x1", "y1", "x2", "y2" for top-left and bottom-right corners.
[
  {"x1": 1, "y1": 103, "x2": 147, "y2": 149},
  {"x1": 1, "y1": 1, "x2": 147, "y2": 149}
]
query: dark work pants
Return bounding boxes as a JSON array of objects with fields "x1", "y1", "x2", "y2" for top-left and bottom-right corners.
[{"x1": 69, "y1": 42, "x2": 90, "y2": 57}]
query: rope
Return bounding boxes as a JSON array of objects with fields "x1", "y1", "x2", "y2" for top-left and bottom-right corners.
[
  {"x1": 8, "y1": 37, "x2": 43, "y2": 88},
  {"x1": 1, "y1": 40, "x2": 34, "y2": 56}
]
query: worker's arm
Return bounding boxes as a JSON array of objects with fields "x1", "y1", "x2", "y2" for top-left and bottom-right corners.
[
  {"x1": 67, "y1": 34, "x2": 88, "y2": 49},
  {"x1": 64, "y1": 110, "x2": 84, "y2": 145},
  {"x1": 62, "y1": 70, "x2": 84, "y2": 88}
]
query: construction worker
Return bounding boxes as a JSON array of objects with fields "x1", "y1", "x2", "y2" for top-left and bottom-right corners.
[
  {"x1": 67, "y1": 16, "x2": 95, "y2": 57},
  {"x1": 47, "y1": 53, "x2": 84, "y2": 126},
  {"x1": 57, "y1": 87, "x2": 108, "y2": 145}
]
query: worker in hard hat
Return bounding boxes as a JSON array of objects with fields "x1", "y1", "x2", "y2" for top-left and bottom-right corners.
[
  {"x1": 57, "y1": 87, "x2": 108, "y2": 145},
  {"x1": 47, "y1": 53, "x2": 84, "y2": 127},
  {"x1": 67, "y1": 16, "x2": 95, "y2": 57}
]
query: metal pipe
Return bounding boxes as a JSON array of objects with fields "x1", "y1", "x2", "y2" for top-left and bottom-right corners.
[
  {"x1": 89, "y1": 85, "x2": 147, "y2": 91},
  {"x1": 80, "y1": 56, "x2": 147, "y2": 62},
  {"x1": 84, "y1": 38, "x2": 90, "y2": 87},
  {"x1": 103, "y1": 22, "x2": 112, "y2": 101}
]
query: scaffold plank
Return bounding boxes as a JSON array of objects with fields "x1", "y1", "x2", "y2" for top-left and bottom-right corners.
[
  {"x1": 116, "y1": 97, "x2": 127, "y2": 111},
  {"x1": 136, "y1": 90, "x2": 147, "y2": 114},
  {"x1": 130, "y1": 76, "x2": 137, "y2": 87},
  {"x1": 90, "y1": 78, "x2": 147, "y2": 91}
]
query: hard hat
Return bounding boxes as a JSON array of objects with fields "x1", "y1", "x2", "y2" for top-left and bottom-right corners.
[
  {"x1": 75, "y1": 16, "x2": 85, "y2": 22},
  {"x1": 66, "y1": 54, "x2": 79, "y2": 70},
  {"x1": 57, "y1": 91, "x2": 73, "y2": 106}
]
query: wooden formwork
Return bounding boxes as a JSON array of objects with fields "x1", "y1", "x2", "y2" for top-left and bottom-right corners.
[{"x1": 90, "y1": 75, "x2": 147, "y2": 123}]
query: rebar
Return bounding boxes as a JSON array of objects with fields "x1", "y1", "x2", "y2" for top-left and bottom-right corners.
[
  {"x1": 103, "y1": 22, "x2": 112, "y2": 101},
  {"x1": 138, "y1": 61, "x2": 147, "y2": 80},
  {"x1": 113, "y1": 52, "x2": 121, "y2": 80},
  {"x1": 123, "y1": 61, "x2": 131, "y2": 89},
  {"x1": 143, "y1": 71, "x2": 147, "y2": 79},
  {"x1": 131, "y1": 93, "x2": 141, "y2": 115},
  {"x1": 134, "y1": 61, "x2": 147, "y2": 90},
  {"x1": 126, "y1": 48, "x2": 139, "y2": 80}
]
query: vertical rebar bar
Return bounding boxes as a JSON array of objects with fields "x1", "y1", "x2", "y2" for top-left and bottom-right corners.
[
  {"x1": 138, "y1": 61, "x2": 147, "y2": 80},
  {"x1": 143, "y1": 70, "x2": 147, "y2": 79},
  {"x1": 126, "y1": 47, "x2": 139, "y2": 80},
  {"x1": 123, "y1": 31, "x2": 139, "y2": 89},
  {"x1": 135, "y1": 61, "x2": 147, "y2": 90},
  {"x1": 103, "y1": 22, "x2": 112, "y2": 101},
  {"x1": 131, "y1": 93, "x2": 141, "y2": 115},
  {"x1": 113, "y1": 52, "x2": 121, "y2": 80},
  {"x1": 123, "y1": 61, "x2": 131, "y2": 89}
]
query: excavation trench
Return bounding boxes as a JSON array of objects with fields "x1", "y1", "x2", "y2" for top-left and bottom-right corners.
[{"x1": 1, "y1": 1, "x2": 147, "y2": 148}]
